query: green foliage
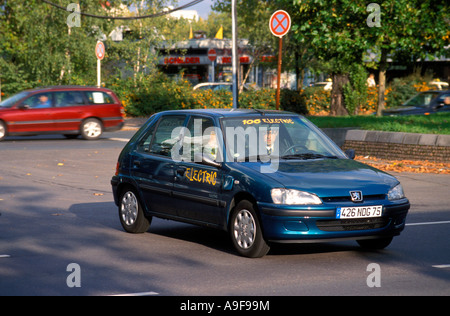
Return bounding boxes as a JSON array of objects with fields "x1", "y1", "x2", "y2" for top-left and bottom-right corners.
[
  {"x1": 279, "y1": 89, "x2": 308, "y2": 114},
  {"x1": 0, "y1": 0, "x2": 110, "y2": 93},
  {"x1": 342, "y1": 64, "x2": 368, "y2": 115},
  {"x1": 109, "y1": 72, "x2": 308, "y2": 117}
]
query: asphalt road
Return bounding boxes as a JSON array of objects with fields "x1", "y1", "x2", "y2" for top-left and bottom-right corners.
[{"x1": 0, "y1": 131, "x2": 449, "y2": 297}]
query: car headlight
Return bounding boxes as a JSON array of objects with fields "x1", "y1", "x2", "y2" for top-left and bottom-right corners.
[
  {"x1": 271, "y1": 189, "x2": 322, "y2": 205},
  {"x1": 388, "y1": 184, "x2": 405, "y2": 201}
]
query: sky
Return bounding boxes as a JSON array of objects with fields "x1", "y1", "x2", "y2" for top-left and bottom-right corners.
[{"x1": 188, "y1": 0, "x2": 215, "y2": 19}]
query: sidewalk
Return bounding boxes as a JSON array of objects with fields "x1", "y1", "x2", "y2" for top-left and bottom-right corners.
[{"x1": 123, "y1": 117, "x2": 149, "y2": 130}]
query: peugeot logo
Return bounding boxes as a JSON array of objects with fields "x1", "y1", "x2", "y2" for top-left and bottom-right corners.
[{"x1": 350, "y1": 191, "x2": 363, "y2": 202}]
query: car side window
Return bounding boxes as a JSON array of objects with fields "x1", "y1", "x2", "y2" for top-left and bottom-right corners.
[
  {"x1": 141, "y1": 116, "x2": 186, "y2": 157},
  {"x1": 23, "y1": 93, "x2": 53, "y2": 109},
  {"x1": 437, "y1": 94, "x2": 450, "y2": 109},
  {"x1": 137, "y1": 124, "x2": 156, "y2": 153},
  {"x1": 185, "y1": 116, "x2": 218, "y2": 161},
  {"x1": 54, "y1": 91, "x2": 86, "y2": 107},
  {"x1": 85, "y1": 91, "x2": 114, "y2": 104}
]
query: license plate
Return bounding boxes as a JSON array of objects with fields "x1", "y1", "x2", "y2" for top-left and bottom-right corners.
[{"x1": 336, "y1": 205, "x2": 383, "y2": 219}]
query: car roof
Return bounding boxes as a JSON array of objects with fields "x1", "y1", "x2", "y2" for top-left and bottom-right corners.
[
  {"x1": 156, "y1": 108, "x2": 296, "y2": 118},
  {"x1": 420, "y1": 90, "x2": 450, "y2": 94},
  {"x1": 24, "y1": 86, "x2": 113, "y2": 93}
]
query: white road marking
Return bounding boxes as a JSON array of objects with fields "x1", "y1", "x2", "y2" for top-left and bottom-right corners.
[
  {"x1": 109, "y1": 138, "x2": 130, "y2": 142},
  {"x1": 432, "y1": 264, "x2": 450, "y2": 269},
  {"x1": 406, "y1": 221, "x2": 450, "y2": 227},
  {"x1": 0, "y1": 255, "x2": 11, "y2": 258},
  {"x1": 110, "y1": 291, "x2": 159, "y2": 296}
]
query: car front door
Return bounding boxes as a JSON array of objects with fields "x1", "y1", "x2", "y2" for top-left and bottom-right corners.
[
  {"x1": 172, "y1": 115, "x2": 225, "y2": 226},
  {"x1": 8, "y1": 92, "x2": 57, "y2": 134},
  {"x1": 434, "y1": 93, "x2": 450, "y2": 113},
  {"x1": 130, "y1": 115, "x2": 187, "y2": 217}
]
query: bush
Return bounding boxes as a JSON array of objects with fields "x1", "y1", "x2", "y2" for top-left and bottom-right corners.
[
  {"x1": 108, "y1": 72, "x2": 309, "y2": 116},
  {"x1": 280, "y1": 89, "x2": 308, "y2": 114},
  {"x1": 302, "y1": 87, "x2": 330, "y2": 115},
  {"x1": 385, "y1": 73, "x2": 434, "y2": 108},
  {"x1": 108, "y1": 73, "x2": 195, "y2": 116},
  {"x1": 343, "y1": 64, "x2": 368, "y2": 115}
]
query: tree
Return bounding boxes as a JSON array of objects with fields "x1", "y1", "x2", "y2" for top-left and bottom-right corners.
[
  {"x1": 287, "y1": 0, "x2": 449, "y2": 116},
  {"x1": 287, "y1": 0, "x2": 373, "y2": 115},
  {"x1": 0, "y1": 0, "x2": 184, "y2": 95},
  {"x1": 362, "y1": 0, "x2": 449, "y2": 115},
  {"x1": 0, "y1": 0, "x2": 113, "y2": 94}
]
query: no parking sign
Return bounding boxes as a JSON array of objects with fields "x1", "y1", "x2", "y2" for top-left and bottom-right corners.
[
  {"x1": 269, "y1": 10, "x2": 291, "y2": 110},
  {"x1": 269, "y1": 10, "x2": 291, "y2": 38}
]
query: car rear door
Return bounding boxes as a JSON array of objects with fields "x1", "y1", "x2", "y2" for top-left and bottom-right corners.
[
  {"x1": 7, "y1": 92, "x2": 57, "y2": 134},
  {"x1": 52, "y1": 91, "x2": 87, "y2": 132},
  {"x1": 130, "y1": 115, "x2": 187, "y2": 217}
]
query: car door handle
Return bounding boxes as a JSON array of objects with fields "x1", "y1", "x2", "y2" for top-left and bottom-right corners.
[
  {"x1": 133, "y1": 160, "x2": 141, "y2": 167},
  {"x1": 176, "y1": 168, "x2": 186, "y2": 176}
]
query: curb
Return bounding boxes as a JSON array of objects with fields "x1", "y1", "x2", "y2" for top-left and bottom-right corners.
[
  {"x1": 345, "y1": 130, "x2": 450, "y2": 147},
  {"x1": 321, "y1": 128, "x2": 450, "y2": 148}
]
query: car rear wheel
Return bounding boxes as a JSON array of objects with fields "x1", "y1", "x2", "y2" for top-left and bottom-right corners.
[
  {"x1": 357, "y1": 237, "x2": 393, "y2": 250},
  {"x1": 230, "y1": 200, "x2": 270, "y2": 258},
  {"x1": 81, "y1": 118, "x2": 103, "y2": 140},
  {"x1": 119, "y1": 189, "x2": 151, "y2": 233}
]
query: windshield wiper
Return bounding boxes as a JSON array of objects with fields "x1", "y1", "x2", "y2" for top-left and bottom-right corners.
[{"x1": 280, "y1": 153, "x2": 339, "y2": 160}]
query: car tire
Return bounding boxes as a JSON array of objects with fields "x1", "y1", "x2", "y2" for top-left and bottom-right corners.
[
  {"x1": 0, "y1": 121, "x2": 7, "y2": 141},
  {"x1": 357, "y1": 237, "x2": 393, "y2": 250},
  {"x1": 81, "y1": 118, "x2": 103, "y2": 140},
  {"x1": 119, "y1": 188, "x2": 151, "y2": 234},
  {"x1": 230, "y1": 200, "x2": 270, "y2": 258}
]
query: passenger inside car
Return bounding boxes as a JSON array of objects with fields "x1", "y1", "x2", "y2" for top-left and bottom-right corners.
[
  {"x1": 33, "y1": 94, "x2": 52, "y2": 108},
  {"x1": 204, "y1": 130, "x2": 218, "y2": 160}
]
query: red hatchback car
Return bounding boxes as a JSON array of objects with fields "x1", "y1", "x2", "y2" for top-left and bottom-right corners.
[{"x1": 0, "y1": 86, "x2": 124, "y2": 141}]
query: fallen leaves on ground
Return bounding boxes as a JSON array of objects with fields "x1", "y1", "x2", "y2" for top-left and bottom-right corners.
[{"x1": 356, "y1": 156, "x2": 450, "y2": 174}]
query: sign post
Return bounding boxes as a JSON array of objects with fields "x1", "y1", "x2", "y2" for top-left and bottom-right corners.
[
  {"x1": 208, "y1": 49, "x2": 217, "y2": 83},
  {"x1": 269, "y1": 10, "x2": 291, "y2": 110},
  {"x1": 95, "y1": 41, "x2": 105, "y2": 88}
]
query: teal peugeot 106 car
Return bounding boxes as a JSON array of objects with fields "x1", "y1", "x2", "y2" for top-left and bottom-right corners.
[{"x1": 111, "y1": 109, "x2": 410, "y2": 258}]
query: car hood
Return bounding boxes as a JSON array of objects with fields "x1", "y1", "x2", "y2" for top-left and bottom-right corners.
[{"x1": 241, "y1": 159, "x2": 398, "y2": 198}]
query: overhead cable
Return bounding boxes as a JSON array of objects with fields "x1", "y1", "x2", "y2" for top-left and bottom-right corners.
[{"x1": 41, "y1": 0, "x2": 205, "y2": 20}]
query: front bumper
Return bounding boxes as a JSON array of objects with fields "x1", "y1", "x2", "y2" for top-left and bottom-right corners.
[{"x1": 258, "y1": 199, "x2": 410, "y2": 243}]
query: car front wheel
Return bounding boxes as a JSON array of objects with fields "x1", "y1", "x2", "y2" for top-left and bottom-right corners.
[
  {"x1": 230, "y1": 200, "x2": 270, "y2": 258},
  {"x1": 0, "y1": 121, "x2": 6, "y2": 141},
  {"x1": 119, "y1": 189, "x2": 151, "y2": 234}
]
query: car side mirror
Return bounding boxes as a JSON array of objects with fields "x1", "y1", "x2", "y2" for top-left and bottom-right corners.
[
  {"x1": 18, "y1": 104, "x2": 30, "y2": 110},
  {"x1": 194, "y1": 153, "x2": 222, "y2": 169},
  {"x1": 345, "y1": 149, "x2": 356, "y2": 160}
]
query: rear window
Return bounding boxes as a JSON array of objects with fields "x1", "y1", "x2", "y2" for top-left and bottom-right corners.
[{"x1": 85, "y1": 91, "x2": 115, "y2": 104}]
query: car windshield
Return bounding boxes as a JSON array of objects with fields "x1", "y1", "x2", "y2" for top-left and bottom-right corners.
[
  {"x1": 403, "y1": 92, "x2": 440, "y2": 107},
  {"x1": 221, "y1": 115, "x2": 346, "y2": 161},
  {"x1": 0, "y1": 91, "x2": 30, "y2": 108}
]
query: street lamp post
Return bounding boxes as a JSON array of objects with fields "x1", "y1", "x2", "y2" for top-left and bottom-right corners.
[{"x1": 231, "y1": 0, "x2": 239, "y2": 109}]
